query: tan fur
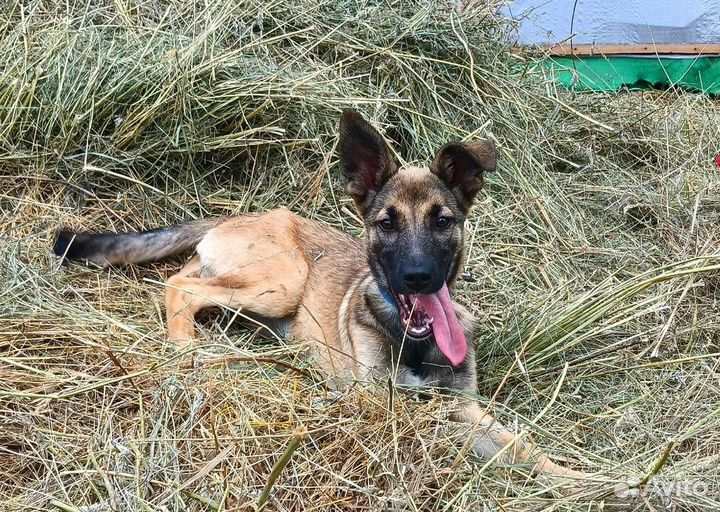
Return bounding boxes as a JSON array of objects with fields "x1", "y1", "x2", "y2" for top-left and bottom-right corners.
[{"x1": 56, "y1": 111, "x2": 589, "y2": 486}]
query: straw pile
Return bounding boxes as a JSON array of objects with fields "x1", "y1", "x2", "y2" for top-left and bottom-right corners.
[{"x1": 2, "y1": 0, "x2": 719, "y2": 510}]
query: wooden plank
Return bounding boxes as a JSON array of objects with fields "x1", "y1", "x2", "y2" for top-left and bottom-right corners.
[{"x1": 527, "y1": 43, "x2": 720, "y2": 56}]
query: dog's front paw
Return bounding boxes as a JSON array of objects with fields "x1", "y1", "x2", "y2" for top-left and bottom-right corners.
[{"x1": 167, "y1": 333, "x2": 195, "y2": 350}]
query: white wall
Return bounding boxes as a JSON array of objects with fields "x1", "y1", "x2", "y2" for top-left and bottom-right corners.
[{"x1": 501, "y1": 0, "x2": 720, "y2": 46}]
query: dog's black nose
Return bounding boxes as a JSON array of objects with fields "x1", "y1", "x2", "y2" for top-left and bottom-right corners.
[{"x1": 403, "y1": 269, "x2": 432, "y2": 292}]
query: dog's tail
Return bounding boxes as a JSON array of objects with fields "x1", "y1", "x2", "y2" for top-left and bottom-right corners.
[{"x1": 53, "y1": 219, "x2": 218, "y2": 267}]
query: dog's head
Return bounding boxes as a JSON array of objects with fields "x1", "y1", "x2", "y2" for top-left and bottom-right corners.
[
  {"x1": 338, "y1": 110, "x2": 495, "y2": 363},
  {"x1": 339, "y1": 109, "x2": 495, "y2": 295}
]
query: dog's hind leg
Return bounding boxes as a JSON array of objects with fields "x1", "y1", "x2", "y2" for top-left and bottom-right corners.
[
  {"x1": 164, "y1": 257, "x2": 209, "y2": 343},
  {"x1": 164, "y1": 251, "x2": 309, "y2": 345},
  {"x1": 452, "y1": 401, "x2": 586, "y2": 480}
]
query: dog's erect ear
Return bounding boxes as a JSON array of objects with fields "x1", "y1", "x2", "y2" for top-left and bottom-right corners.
[
  {"x1": 339, "y1": 109, "x2": 398, "y2": 211},
  {"x1": 431, "y1": 140, "x2": 496, "y2": 208}
]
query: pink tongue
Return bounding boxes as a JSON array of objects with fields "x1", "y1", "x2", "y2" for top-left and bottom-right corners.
[{"x1": 413, "y1": 284, "x2": 467, "y2": 366}]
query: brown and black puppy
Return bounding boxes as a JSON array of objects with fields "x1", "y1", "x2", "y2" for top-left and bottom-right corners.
[{"x1": 54, "y1": 110, "x2": 586, "y2": 482}]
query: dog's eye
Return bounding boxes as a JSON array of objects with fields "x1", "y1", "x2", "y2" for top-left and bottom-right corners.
[
  {"x1": 378, "y1": 219, "x2": 394, "y2": 231},
  {"x1": 436, "y1": 216, "x2": 453, "y2": 229}
]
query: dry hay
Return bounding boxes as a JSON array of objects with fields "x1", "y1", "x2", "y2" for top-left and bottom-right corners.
[{"x1": 1, "y1": 1, "x2": 720, "y2": 510}]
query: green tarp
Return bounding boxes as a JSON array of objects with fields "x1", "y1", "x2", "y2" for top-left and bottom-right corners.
[{"x1": 546, "y1": 56, "x2": 720, "y2": 94}]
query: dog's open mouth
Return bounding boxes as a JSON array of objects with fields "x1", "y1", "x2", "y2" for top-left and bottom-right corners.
[
  {"x1": 396, "y1": 294, "x2": 433, "y2": 337},
  {"x1": 391, "y1": 283, "x2": 468, "y2": 367}
]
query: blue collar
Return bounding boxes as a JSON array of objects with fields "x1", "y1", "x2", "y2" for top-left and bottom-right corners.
[{"x1": 379, "y1": 286, "x2": 395, "y2": 306}]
